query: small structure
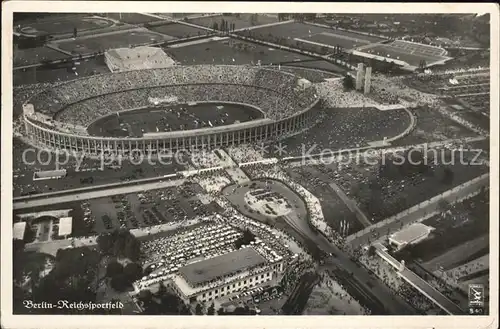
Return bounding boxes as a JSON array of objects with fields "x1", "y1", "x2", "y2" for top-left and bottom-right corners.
[
  {"x1": 364, "y1": 66, "x2": 372, "y2": 94},
  {"x1": 355, "y1": 63, "x2": 364, "y2": 90},
  {"x1": 33, "y1": 169, "x2": 67, "y2": 181},
  {"x1": 388, "y1": 223, "x2": 433, "y2": 251},
  {"x1": 58, "y1": 217, "x2": 73, "y2": 238}
]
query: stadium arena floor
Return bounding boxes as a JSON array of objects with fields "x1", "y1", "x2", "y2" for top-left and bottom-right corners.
[
  {"x1": 86, "y1": 102, "x2": 265, "y2": 138},
  {"x1": 16, "y1": 16, "x2": 115, "y2": 36}
]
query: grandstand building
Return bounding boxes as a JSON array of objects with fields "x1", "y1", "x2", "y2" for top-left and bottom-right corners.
[
  {"x1": 167, "y1": 247, "x2": 285, "y2": 304},
  {"x1": 23, "y1": 65, "x2": 320, "y2": 156},
  {"x1": 104, "y1": 46, "x2": 176, "y2": 72}
]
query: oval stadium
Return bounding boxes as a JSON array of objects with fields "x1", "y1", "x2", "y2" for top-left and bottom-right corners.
[{"x1": 23, "y1": 65, "x2": 320, "y2": 156}]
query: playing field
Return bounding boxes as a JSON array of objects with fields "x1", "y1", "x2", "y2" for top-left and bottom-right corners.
[
  {"x1": 13, "y1": 46, "x2": 69, "y2": 67},
  {"x1": 248, "y1": 22, "x2": 384, "y2": 44},
  {"x1": 187, "y1": 14, "x2": 279, "y2": 31},
  {"x1": 102, "y1": 13, "x2": 163, "y2": 25},
  {"x1": 86, "y1": 102, "x2": 264, "y2": 137},
  {"x1": 13, "y1": 56, "x2": 110, "y2": 86},
  {"x1": 148, "y1": 22, "x2": 210, "y2": 38},
  {"x1": 53, "y1": 29, "x2": 174, "y2": 54},
  {"x1": 167, "y1": 38, "x2": 343, "y2": 73},
  {"x1": 359, "y1": 44, "x2": 447, "y2": 67},
  {"x1": 16, "y1": 15, "x2": 115, "y2": 36}
]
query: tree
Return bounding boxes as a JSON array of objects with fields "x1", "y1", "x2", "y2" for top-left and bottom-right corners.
[
  {"x1": 342, "y1": 74, "x2": 355, "y2": 90},
  {"x1": 123, "y1": 262, "x2": 143, "y2": 282},
  {"x1": 207, "y1": 303, "x2": 215, "y2": 315},
  {"x1": 235, "y1": 228, "x2": 255, "y2": 249},
  {"x1": 157, "y1": 281, "x2": 167, "y2": 296},
  {"x1": 106, "y1": 260, "x2": 124, "y2": 278},
  {"x1": 195, "y1": 303, "x2": 203, "y2": 315},
  {"x1": 441, "y1": 168, "x2": 454, "y2": 185},
  {"x1": 138, "y1": 289, "x2": 153, "y2": 303},
  {"x1": 110, "y1": 273, "x2": 129, "y2": 292},
  {"x1": 367, "y1": 245, "x2": 377, "y2": 258},
  {"x1": 438, "y1": 199, "x2": 450, "y2": 213}
]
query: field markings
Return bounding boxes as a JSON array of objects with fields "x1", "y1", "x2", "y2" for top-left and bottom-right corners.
[
  {"x1": 233, "y1": 19, "x2": 294, "y2": 32},
  {"x1": 293, "y1": 37, "x2": 338, "y2": 49}
]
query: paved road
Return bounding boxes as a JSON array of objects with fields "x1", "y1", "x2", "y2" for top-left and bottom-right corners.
[
  {"x1": 347, "y1": 174, "x2": 489, "y2": 248},
  {"x1": 282, "y1": 213, "x2": 416, "y2": 315}
]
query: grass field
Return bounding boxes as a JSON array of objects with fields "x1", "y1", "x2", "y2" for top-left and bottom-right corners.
[
  {"x1": 167, "y1": 38, "x2": 312, "y2": 65},
  {"x1": 102, "y1": 13, "x2": 163, "y2": 25},
  {"x1": 54, "y1": 29, "x2": 174, "y2": 54},
  {"x1": 359, "y1": 44, "x2": 446, "y2": 67},
  {"x1": 13, "y1": 56, "x2": 110, "y2": 86},
  {"x1": 187, "y1": 14, "x2": 278, "y2": 30},
  {"x1": 148, "y1": 22, "x2": 210, "y2": 38},
  {"x1": 246, "y1": 22, "x2": 367, "y2": 41},
  {"x1": 13, "y1": 46, "x2": 70, "y2": 67},
  {"x1": 301, "y1": 32, "x2": 372, "y2": 51},
  {"x1": 16, "y1": 15, "x2": 114, "y2": 36}
]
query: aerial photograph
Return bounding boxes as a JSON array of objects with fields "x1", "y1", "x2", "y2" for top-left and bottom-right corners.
[{"x1": 9, "y1": 11, "x2": 491, "y2": 316}]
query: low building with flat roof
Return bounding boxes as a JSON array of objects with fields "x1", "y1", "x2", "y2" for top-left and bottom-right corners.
[
  {"x1": 169, "y1": 247, "x2": 285, "y2": 304},
  {"x1": 388, "y1": 223, "x2": 433, "y2": 251}
]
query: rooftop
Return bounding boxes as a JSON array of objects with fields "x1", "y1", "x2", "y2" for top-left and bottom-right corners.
[
  {"x1": 58, "y1": 217, "x2": 73, "y2": 236},
  {"x1": 179, "y1": 247, "x2": 267, "y2": 286},
  {"x1": 389, "y1": 223, "x2": 433, "y2": 245}
]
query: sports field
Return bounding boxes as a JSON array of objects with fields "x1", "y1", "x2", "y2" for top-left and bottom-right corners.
[
  {"x1": 102, "y1": 13, "x2": 162, "y2": 25},
  {"x1": 148, "y1": 22, "x2": 210, "y2": 38},
  {"x1": 53, "y1": 29, "x2": 174, "y2": 55},
  {"x1": 13, "y1": 46, "x2": 69, "y2": 67},
  {"x1": 167, "y1": 38, "x2": 344, "y2": 73},
  {"x1": 16, "y1": 15, "x2": 115, "y2": 36},
  {"x1": 187, "y1": 14, "x2": 279, "y2": 31},
  {"x1": 248, "y1": 22, "x2": 385, "y2": 47},
  {"x1": 300, "y1": 32, "x2": 373, "y2": 51},
  {"x1": 13, "y1": 57, "x2": 110, "y2": 86},
  {"x1": 86, "y1": 102, "x2": 264, "y2": 137},
  {"x1": 358, "y1": 44, "x2": 448, "y2": 67}
]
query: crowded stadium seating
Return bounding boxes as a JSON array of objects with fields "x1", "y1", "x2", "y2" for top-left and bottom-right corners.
[{"x1": 27, "y1": 65, "x2": 318, "y2": 131}]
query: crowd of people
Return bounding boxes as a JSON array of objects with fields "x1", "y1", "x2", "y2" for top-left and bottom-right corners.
[{"x1": 26, "y1": 65, "x2": 318, "y2": 132}]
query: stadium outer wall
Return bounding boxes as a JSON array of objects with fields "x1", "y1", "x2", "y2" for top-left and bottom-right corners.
[{"x1": 23, "y1": 100, "x2": 319, "y2": 157}]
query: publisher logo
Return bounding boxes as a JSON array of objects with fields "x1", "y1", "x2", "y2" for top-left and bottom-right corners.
[
  {"x1": 468, "y1": 284, "x2": 485, "y2": 315},
  {"x1": 468, "y1": 284, "x2": 484, "y2": 307}
]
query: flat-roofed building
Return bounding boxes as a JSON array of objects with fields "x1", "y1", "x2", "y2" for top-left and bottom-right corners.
[
  {"x1": 388, "y1": 223, "x2": 433, "y2": 251},
  {"x1": 170, "y1": 247, "x2": 285, "y2": 304}
]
